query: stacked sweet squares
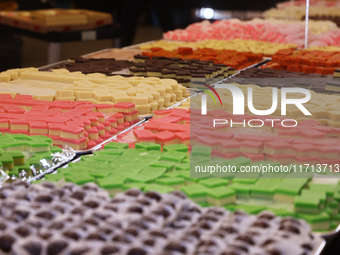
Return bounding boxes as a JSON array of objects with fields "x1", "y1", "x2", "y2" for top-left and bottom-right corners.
[
  {"x1": 0, "y1": 132, "x2": 64, "y2": 179},
  {"x1": 0, "y1": 95, "x2": 139, "y2": 150},
  {"x1": 0, "y1": 68, "x2": 190, "y2": 113}
]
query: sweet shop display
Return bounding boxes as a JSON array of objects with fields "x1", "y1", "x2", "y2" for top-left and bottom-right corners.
[
  {"x1": 2, "y1": 3, "x2": 340, "y2": 253},
  {"x1": 0, "y1": 181, "x2": 324, "y2": 255},
  {"x1": 162, "y1": 19, "x2": 340, "y2": 48},
  {"x1": 140, "y1": 39, "x2": 297, "y2": 55},
  {"x1": 0, "y1": 68, "x2": 190, "y2": 114}
]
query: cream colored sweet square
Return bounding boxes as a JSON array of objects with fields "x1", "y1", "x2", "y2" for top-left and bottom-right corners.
[
  {"x1": 149, "y1": 102, "x2": 159, "y2": 112},
  {"x1": 33, "y1": 95, "x2": 55, "y2": 101},
  {"x1": 75, "y1": 91, "x2": 93, "y2": 100},
  {"x1": 136, "y1": 104, "x2": 151, "y2": 114},
  {"x1": 1, "y1": 71, "x2": 18, "y2": 80},
  {"x1": 112, "y1": 83, "x2": 133, "y2": 90},
  {"x1": 155, "y1": 98, "x2": 165, "y2": 108},
  {"x1": 55, "y1": 96, "x2": 76, "y2": 101},
  {"x1": 86, "y1": 73, "x2": 107, "y2": 78},
  {"x1": 93, "y1": 90, "x2": 112, "y2": 102},
  {"x1": 0, "y1": 75, "x2": 10, "y2": 82},
  {"x1": 74, "y1": 80, "x2": 99, "y2": 87},
  {"x1": 56, "y1": 90, "x2": 74, "y2": 97},
  {"x1": 173, "y1": 90, "x2": 183, "y2": 100},
  {"x1": 131, "y1": 96, "x2": 149, "y2": 105},
  {"x1": 111, "y1": 92, "x2": 131, "y2": 103},
  {"x1": 53, "y1": 69, "x2": 70, "y2": 74}
]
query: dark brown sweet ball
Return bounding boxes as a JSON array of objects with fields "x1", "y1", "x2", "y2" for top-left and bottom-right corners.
[
  {"x1": 100, "y1": 245, "x2": 120, "y2": 255},
  {"x1": 235, "y1": 234, "x2": 255, "y2": 245},
  {"x1": 127, "y1": 247, "x2": 148, "y2": 255},
  {"x1": 278, "y1": 225, "x2": 300, "y2": 234},
  {"x1": 257, "y1": 211, "x2": 275, "y2": 220},
  {"x1": 125, "y1": 189, "x2": 142, "y2": 197},
  {"x1": 164, "y1": 242, "x2": 187, "y2": 254},
  {"x1": 46, "y1": 239, "x2": 69, "y2": 255},
  {"x1": 127, "y1": 206, "x2": 144, "y2": 214},
  {"x1": 219, "y1": 251, "x2": 242, "y2": 255},
  {"x1": 112, "y1": 234, "x2": 133, "y2": 244},
  {"x1": 86, "y1": 232, "x2": 107, "y2": 242},
  {"x1": 12, "y1": 239, "x2": 45, "y2": 255},
  {"x1": 169, "y1": 190, "x2": 186, "y2": 199},
  {"x1": 0, "y1": 234, "x2": 16, "y2": 253}
]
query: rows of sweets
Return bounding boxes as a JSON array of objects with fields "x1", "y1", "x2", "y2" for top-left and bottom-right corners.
[
  {"x1": 52, "y1": 55, "x2": 235, "y2": 88},
  {"x1": 0, "y1": 181, "x2": 322, "y2": 255},
  {"x1": 0, "y1": 95, "x2": 141, "y2": 150},
  {"x1": 0, "y1": 68, "x2": 190, "y2": 115},
  {"x1": 0, "y1": 132, "x2": 64, "y2": 177},
  {"x1": 230, "y1": 67, "x2": 336, "y2": 94},
  {"x1": 264, "y1": 48, "x2": 340, "y2": 75},
  {"x1": 39, "y1": 140, "x2": 340, "y2": 232},
  {"x1": 139, "y1": 39, "x2": 297, "y2": 55},
  {"x1": 113, "y1": 105, "x2": 340, "y2": 166},
  {"x1": 162, "y1": 19, "x2": 340, "y2": 48},
  {"x1": 140, "y1": 47, "x2": 263, "y2": 70}
]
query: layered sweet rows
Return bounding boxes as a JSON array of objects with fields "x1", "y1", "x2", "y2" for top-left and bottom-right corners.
[
  {"x1": 0, "y1": 181, "x2": 321, "y2": 255},
  {"x1": 140, "y1": 39, "x2": 297, "y2": 55},
  {"x1": 115, "y1": 107, "x2": 340, "y2": 165},
  {"x1": 162, "y1": 19, "x2": 339, "y2": 48},
  {"x1": 268, "y1": 49, "x2": 340, "y2": 75},
  {"x1": 141, "y1": 47, "x2": 263, "y2": 70},
  {"x1": 0, "y1": 96, "x2": 140, "y2": 150},
  {"x1": 0, "y1": 68, "x2": 190, "y2": 114},
  {"x1": 43, "y1": 143, "x2": 340, "y2": 232}
]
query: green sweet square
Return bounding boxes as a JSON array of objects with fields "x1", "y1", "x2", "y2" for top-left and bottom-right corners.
[
  {"x1": 206, "y1": 187, "x2": 235, "y2": 199},
  {"x1": 199, "y1": 178, "x2": 229, "y2": 188},
  {"x1": 150, "y1": 161, "x2": 175, "y2": 171},
  {"x1": 163, "y1": 144, "x2": 188, "y2": 153},
  {"x1": 191, "y1": 146, "x2": 212, "y2": 157},
  {"x1": 155, "y1": 177, "x2": 185, "y2": 186},
  {"x1": 50, "y1": 146, "x2": 63, "y2": 153},
  {"x1": 235, "y1": 204, "x2": 267, "y2": 214},
  {"x1": 175, "y1": 163, "x2": 190, "y2": 171},
  {"x1": 161, "y1": 151, "x2": 186, "y2": 163},
  {"x1": 94, "y1": 149, "x2": 125, "y2": 156},
  {"x1": 14, "y1": 163, "x2": 31, "y2": 173},
  {"x1": 140, "y1": 167, "x2": 167, "y2": 177},
  {"x1": 0, "y1": 155, "x2": 14, "y2": 169},
  {"x1": 44, "y1": 172, "x2": 65, "y2": 182},
  {"x1": 96, "y1": 177, "x2": 125, "y2": 190},
  {"x1": 104, "y1": 142, "x2": 129, "y2": 150},
  {"x1": 26, "y1": 157, "x2": 43, "y2": 165},
  {"x1": 229, "y1": 183, "x2": 252, "y2": 196},
  {"x1": 123, "y1": 182, "x2": 146, "y2": 191},
  {"x1": 181, "y1": 184, "x2": 206, "y2": 198},
  {"x1": 65, "y1": 173, "x2": 95, "y2": 185},
  {"x1": 294, "y1": 195, "x2": 321, "y2": 209},
  {"x1": 135, "y1": 143, "x2": 161, "y2": 151},
  {"x1": 89, "y1": 169, "x2": 112, "y2": 178},
  {"x1": 1, "y1": 151, "x2": 25, "y2": 165}
]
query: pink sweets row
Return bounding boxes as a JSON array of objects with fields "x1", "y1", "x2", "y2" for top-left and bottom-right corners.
[
  {"x1": 0, "y1": 94, "x2": 139, "y2": 150},
  {"x1": 163, "y1": 19, "x2": 340, "y2": 48},
  {"x1": 114, "y1": 108, "x2": 340, "y2": 166}
]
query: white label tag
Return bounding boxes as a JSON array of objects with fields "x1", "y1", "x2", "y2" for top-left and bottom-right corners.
[{"x1": 82, "y1": 31, "x2": 97, "y2": 41}]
